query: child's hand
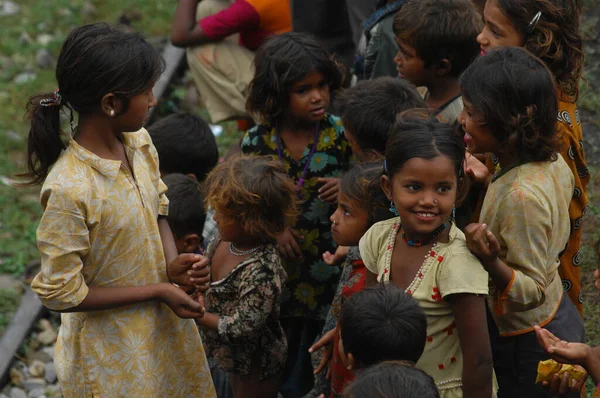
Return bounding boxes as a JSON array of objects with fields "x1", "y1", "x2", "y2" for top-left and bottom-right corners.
[
  {"x1": 190, "y1": 257, "x2": 211, "y2": 292},
  {"x1": 323, "y1": 246, "x2": 349, "y2": 265},
  {"x1": 534, "y1": 325, "x2": 592, "y2": 367},
  {"x1": 277, "y1": 228, "x2": 303, "y2": 262},
  {"x1": 309, "y1": 328, "x2": 336, "y2": 378},
  {"x1": 465, "y1": 223, "x2": 500, "y2": 266},
  {"x1": 318, "y1": 178, "x2": 341, "y2": 203},
  {"x1": 167, "y1": 253, "x2": 209, "y2": 288},
  {"x1": 159, "y1": 283, "x2": 205, "y2": 318},
  {"x1": 541, "y1": 370, "x2": 586, "y2": 396},
  {"x1": 464, "y1": 152, "x2": 491, "y2": 187},
  {"x1": 192, "y1": 290, "x2": 206, "y2": 316},
  {"x1": 594, "y1": 269, "x2": 600, "y2": 295}
]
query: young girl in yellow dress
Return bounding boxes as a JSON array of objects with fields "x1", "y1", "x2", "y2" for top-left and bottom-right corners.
[
  {"x1": 360, "y1": 113, "x2": 496, "y2": 397},
  {"x1": 25, "y1": 23, "x2": 215, "y2": 397}
]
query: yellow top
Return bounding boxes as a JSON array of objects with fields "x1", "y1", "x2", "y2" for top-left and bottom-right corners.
[
  {"x1": 359, "y1": 219, "x2": 493, "y2": 397},
  {"x1": 31, "y1": 128, "x2": 216, "y2": 397},
  {"x1": 480, "y1": 156, "x2": 574, "y2": 336}
]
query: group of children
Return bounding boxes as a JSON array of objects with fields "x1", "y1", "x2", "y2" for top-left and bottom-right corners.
[{"x1": 20, "y1": 0, "x2": 594, "y2": 397}]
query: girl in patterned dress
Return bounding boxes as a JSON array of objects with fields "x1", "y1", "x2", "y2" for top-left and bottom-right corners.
[
  {"x1": 242, "y1": 32, "x2": 352, "y2": 397},
  {"x1": 460, "y1": 47, "x2": 584, "y2": 398},
  {"x1": 196, "y1": 156, "x2": 297, "y2": 398},
  {"x1": 359, "y1": 113, "x2": 496, "y2": 397},
  {"x1": 24, "y1": 23, "x2": 215, "y2": 397},
  {"x1": 476, "y1": 0, "x2": 588, "y2": 315}
]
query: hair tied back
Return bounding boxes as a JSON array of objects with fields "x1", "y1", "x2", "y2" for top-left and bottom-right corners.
[{"x1": 39, "y1": 89, "x2": 65, "y2": 107}]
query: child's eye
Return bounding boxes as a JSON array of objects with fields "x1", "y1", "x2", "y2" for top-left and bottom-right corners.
[
  {"x1": 438, "y1": 186, "x2": 451, "y2": 193},
  {"x1": 344, "y1": 210, "x2": 351, "y2": 216},
  {"x1": 318, "y1": 81, "x2": 329, "y2": 88},
  {"x1": 488, "y1": 25, "x2": 501, "y2": 38},
  {"x1": 296, "y1": 88, "x2": 307, "y2": 95},
  {"x1": 406, "y1": 184, "x2": 421, "y2": 191}
]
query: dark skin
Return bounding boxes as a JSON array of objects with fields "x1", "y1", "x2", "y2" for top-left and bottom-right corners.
[
  {"x1": 171, "y1": 0, "x2": 216, "y2": 47},
  {"x1": 365, "y1": 230, "x2": 493, "y2": 397}
]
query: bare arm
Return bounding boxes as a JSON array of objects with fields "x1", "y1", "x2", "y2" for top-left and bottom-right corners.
[
  {"x1": 448, "y1": 293, "x2": 494, "y2": 398},
  {"x1": 171, "y1": 0, "x2": 215, "y2": 47},
  {"x1": 159, "y1": 216, "x2": 178, "y2": 266}
]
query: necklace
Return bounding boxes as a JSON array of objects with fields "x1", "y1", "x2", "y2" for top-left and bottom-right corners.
[
  {"x1": 401, "y1": 223, "x2": 448, "y2": 247},
  {"x1": 276, "y1": 122, "x2": 320, "y2": 189},
  {"x1": 229, "y1": 242, "x2": 262, "y2": 256}
]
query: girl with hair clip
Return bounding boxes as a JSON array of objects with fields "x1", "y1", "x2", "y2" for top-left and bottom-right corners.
[
  {"x1": 459, "y1": 47, "x2": 584, "y2": 398},
  {"x1": 474, "y1": 0, "x2": 588, "y2": 316},
  {"x1": 195, "y1": 156, "x2": 297, "y2": 398},
  {"x1": 241, "y1": 32, "x2": 352, "y2": 397},
  {"x1": 24, "y1": 23, "x2": 216, "y2": 397},
  {"x1": 359, "y1": 112, "x2": 496, "y2": 398}
]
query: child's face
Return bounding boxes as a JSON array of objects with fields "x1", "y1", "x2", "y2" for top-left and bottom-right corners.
[
  {"x1": 343, "y1": 129, "x2": 380, "y2": 162},
  {"x1": 394, "y1": 38, "x2": 429, "y2": 87},
  {"x1": 213, "y1": 209, "x2": 241, "y2": 243},
  {"x1": 382, "y1": 155, "x2": 456, "y2": 237},
  {"x1": 330, "y1": 192, "x2": 370, "y2": 247},
  {"x1": 116, "y1": 85, "x2": 157, "y2": 131},
  {"x1": 287, "y1": 69, "x2": 330, "y2": 124},
  {"x1": 477, "y1": 0, "x2": 523, "y2": 55},
  {"x1": 458, "y1": 99, "x2": 500, "y2": 154}
]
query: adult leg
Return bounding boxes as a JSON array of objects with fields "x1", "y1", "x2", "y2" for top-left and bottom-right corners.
[{"x1": 186, "y1": 0, "x2": 254, "y2": 123}]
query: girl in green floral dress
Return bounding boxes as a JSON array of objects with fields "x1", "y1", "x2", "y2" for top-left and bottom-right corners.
[{"x1": 242, "y1": 32, "x2": 352, "y2": 397}]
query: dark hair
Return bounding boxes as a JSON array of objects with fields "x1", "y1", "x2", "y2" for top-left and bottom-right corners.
[
  {"x1": 340, "y1": 163, "x2": 391, "y2": 226},
  {"x1": 204, "y1": 155, "x2": 298, "y2": 242},
  {"x1": 338, "y1": 285, "x2": 427, "y2": 367},
  {"x1": 394, "y1": 0, "x2": 482, "y2": 76},
  {"x1": 460, "y1": 47, "x2": 559, "y2": 163},
  {"x1": 246, "y1": 32, "x2": 343, "y2": 124},
  {"x1": 21, "y1": 23, "x2": 164, "y2": 186},
  {"x1": 385, "y1": 112, "x2": 468, "y2": 202},
  {"x1": 495, "y1": 0, "x2": 583, "y2": 99},
  {"x1": 163, "y1": 173, "x2": 206, "y2": 239},
  {"x1": 344, "y1": 361, "x2": 440, "y2": 398},
  {"x1": 336, "y1": 77, "x2": 426, "y2": 157},
  {"x1": 148, "y1": 113, "x2": 218, "y2": 181}
]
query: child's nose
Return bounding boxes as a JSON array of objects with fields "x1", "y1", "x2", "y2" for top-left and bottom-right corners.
[{"x1": 476, "y1": 31, "x2": 487, "y2": 46}]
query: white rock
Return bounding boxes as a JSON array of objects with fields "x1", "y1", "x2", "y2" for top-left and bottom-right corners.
[
  {"x1": 80, "y1": 2, "x2": 96, "y2": 17},
  {"x1": 9, "y1": 368, "x2": 25, "y2": 386},
  {"x1": 29, "y1": 350, "x2": 52, "y2": 364},
  {"x1": 43, "y1": 363, "x2": 56, "y2": 384},
  {"x1": 35, "y1": 49, "x2": 53, "y2": 69},
  {"x1": 28, "y1": 360, "x2": 45, "y2": 378},
  {"x1": 9, "y1": 388, "x2": 26, "y2": 398},
  {"x1": 36, "y1": 34, "x2": 53, "y2": 46},
  {"x1": 21, "y1": 379, "x2": 45, "y2": 393},
  {"x1": 6, "y1": 131, "x2": 22, "y2": 142},
  {"x1": 41, "y1": 347, "x2": 54, "y2": 360},
  {"x1": 36, "y1": 329, "x2": 57, "y2": 345},
  {"x1": 13, "y1": 71, "x2": 36, "y2": 85},
  {"x1": 26, "y1": 388, "x2": 44, "y2": 398},
  {"x1": 18, "y1": 32, "x2": 32, "y2": 45},
  {"x1": 0, "y1": 1, "x2": 20, "y2": 16}
]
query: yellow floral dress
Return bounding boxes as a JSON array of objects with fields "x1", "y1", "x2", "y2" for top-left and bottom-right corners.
[{"x1": 31, "y1": 128, "x2": 216, "y2": 397}]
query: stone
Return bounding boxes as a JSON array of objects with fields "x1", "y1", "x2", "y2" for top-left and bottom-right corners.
[
  {"x1": 21, "y1": 379, "x2": 45, "y2": 393},
  {"x1": 41, "y1": 346, "x2": 54, "y2": 360},
  {"x1": 29, "y1": 350, "x2": 52, "y2": 364},
  {"x1": 18, "y1": 32, "x2": 32, "y2": 45},
  {"x1": 13, "y1": 72, "x2": 36, "y2": 85},
  {"x1": 38, "y1": 319, "x2": 52, "y2": 331},
  {"x1": 36, "y1": 329, "x2": 57, "y2": 345},
  {"x1": 36, "y1": 34, "x2": 53, "y2": 46},
  {"x1": 43, "y1": 363, "x2": 56, "y2": 384},
  {"x1": 44, "y1": 385, "x2": 61, "y2": 397},
  {"x1": 0, "y1": 1, "x2": 20, "y2": 16},
  {"x1": 0, "y1": 274, "x2": 18, "y2": 289},
  {"x1": 28, "y1": 360, "x2": 45, "y2": 378},
  {"x1": 35, "y1": 49, "x2": 53, "y2": 69},
  {"x1": 9, "y1": 388, "x2": 26, "y2": 398},
  {"x1": 26, "y1": 389, "x2": 44, "y2": 398},
  {"x1": 9, "y1": 368, "x2": 25, "y2": 386},
  {"x1": 80, "y1": 2, "x2": 96, "y2": 18}
]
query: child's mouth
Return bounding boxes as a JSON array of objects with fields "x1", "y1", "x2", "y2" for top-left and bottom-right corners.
[
  {"x1": 463, "y1": 132, "x2": 473, "y2": 145},
  {"x1": 480, "y1": 48, "x2": 487, "y2": 56},
  {"x1": 414, "y1": 212, "x2": 438, "y2": 221},
  {"x1": 310, "y1": 107, "x2": 325, "y2": 117}
]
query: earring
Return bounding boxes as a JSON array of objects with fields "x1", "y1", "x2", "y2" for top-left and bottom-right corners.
[
  {"x1": 452, "y1": 204, "x2": 456, "y2": 221},
  {"x1": 110, "y1": 110, "x2": 115, "y2": 117},
  {"x1": 389, "y1": 201, "x2": 399, "y2": 216}
]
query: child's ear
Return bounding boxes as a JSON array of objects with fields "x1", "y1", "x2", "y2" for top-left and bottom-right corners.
[
  {"x1": 380, "y1": 175, "x2": 393, "y2": 202},
  {"x1": 183, "y1": 233, "x2": 201, "y2": 253},
  {"x1": 346, "y1": 352, "x2": 357, "y2": 371},
  {"x1": 101, "y1": 92, "x2": 123, "y2": 117},
  {"x1": 435, "y1": 58, "x2": 453, "y2": 77}
]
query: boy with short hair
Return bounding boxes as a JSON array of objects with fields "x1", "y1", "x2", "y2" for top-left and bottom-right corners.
[
  {"x1": 162, "y1": 173, "x2": 207, "y2": 254},
  {"x1": 148, "y1": 112, "x2": 220, "y2": 246},
  {"x1": 393, "y1": 0, "x2": 482, "y2": 124},
  {"x1": 336, "y1": 76, "x2": 425, "y2": 161}
]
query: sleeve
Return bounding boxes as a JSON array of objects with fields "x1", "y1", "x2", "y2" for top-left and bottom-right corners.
[
  {"x1": 438, "y1": 253, "x2": 489, "y2": 298},
  {"x1": 217, "y1": 262, "x2": 279, "y2": 343},
  {"x1": 358, "y1": 225, "x2": 382, "y2": 277},
  {"x1": 495, "y1": 188, "x2": 554, "y2": 314},
  {"x1": 31, "y1": 186, "x2": 90, "y2": 311},
  {"x1": 199, "y1": 0, "x2": 260, "y2": 41},
  {"x1": 142, "y1": 127, "x2": 169, "y2": 216}
]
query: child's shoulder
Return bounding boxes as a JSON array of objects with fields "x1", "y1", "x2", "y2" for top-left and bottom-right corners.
[
  {"x1": 445, "y1": 224, "x2": 481, "y2": 263},
  {"x1": 360, "y1": 217, "x2": 399, "y2": 251},
  {"x1": 323, "y1": 114, "x2": 344, "y2": 135},
  {"x1": 245, "y1": 243, "x2": 287, "y2": 280}
]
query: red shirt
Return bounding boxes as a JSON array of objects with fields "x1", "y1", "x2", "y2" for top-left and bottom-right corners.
[{"x1": 199, "y1": 0, "x2": 291, "y2": 51}]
